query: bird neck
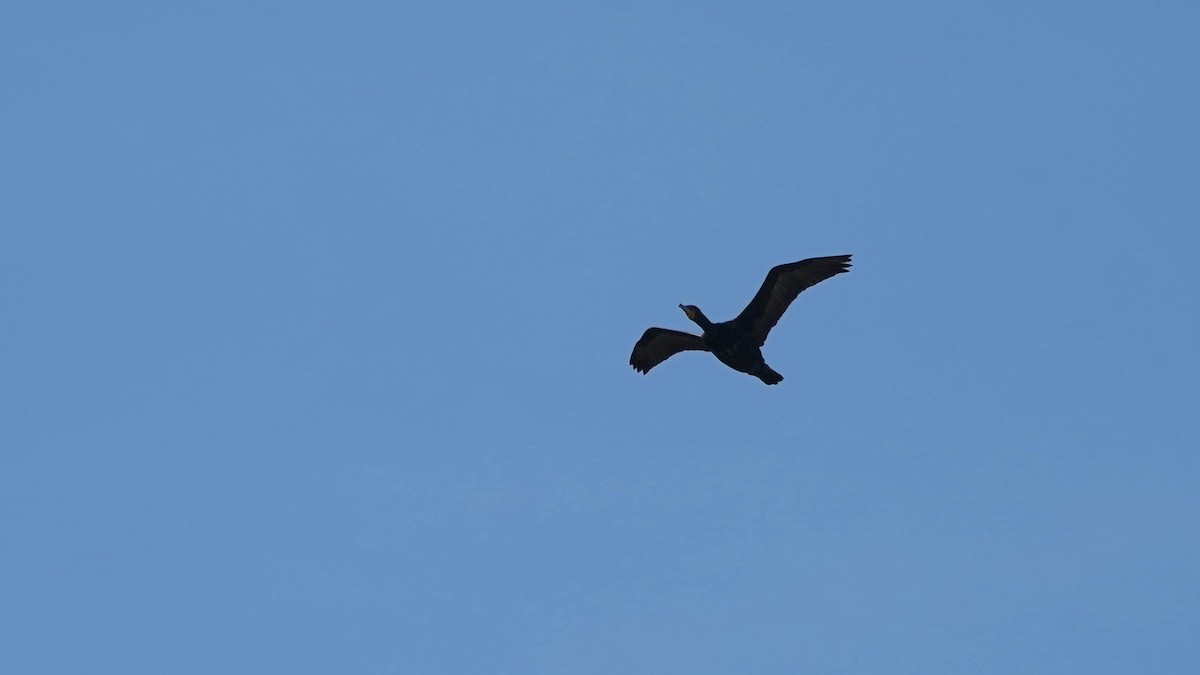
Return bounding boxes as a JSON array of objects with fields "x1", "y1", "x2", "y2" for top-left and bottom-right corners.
[{"x1": 688, "y1": 308, "x2": 715, "y2": 331}]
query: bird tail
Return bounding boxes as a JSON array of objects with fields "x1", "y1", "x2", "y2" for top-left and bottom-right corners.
[{"x1": 756, "y1": 365, "x2": 783, "y2": 385}]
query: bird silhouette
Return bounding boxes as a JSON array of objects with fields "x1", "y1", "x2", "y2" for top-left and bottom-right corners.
[{"x1": 630, "y1": 255, "x2": 851, "y2": 384}]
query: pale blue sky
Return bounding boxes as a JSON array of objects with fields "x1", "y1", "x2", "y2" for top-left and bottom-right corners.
[{"x1": 2, "y1": 2, "x2": 1198, "y2": 673}]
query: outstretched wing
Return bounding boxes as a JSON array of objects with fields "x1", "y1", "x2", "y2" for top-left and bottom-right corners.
[
  {"x1": 733, "y1": 254, "x2": 852, "y2": 345},
  {"x1": 629, "y1": 328, "x2": 708, "y2": 374}
]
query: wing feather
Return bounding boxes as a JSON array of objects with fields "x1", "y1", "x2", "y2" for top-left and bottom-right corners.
[
  {"x1": 733, "y1": 255, "x2": 852, "y2": 345},
  {"x1": 629, "y1": 328, "x2": 708, "y2": 374}
]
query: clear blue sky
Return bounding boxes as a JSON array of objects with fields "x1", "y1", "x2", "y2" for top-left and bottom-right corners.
[{"x1": 3, "y1": 2, "x2": 1198, "y2": 673}]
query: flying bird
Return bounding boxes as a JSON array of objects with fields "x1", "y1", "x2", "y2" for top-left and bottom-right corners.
[{"x1": 629, "y1": 255, "x2": 851, "y2": 385}]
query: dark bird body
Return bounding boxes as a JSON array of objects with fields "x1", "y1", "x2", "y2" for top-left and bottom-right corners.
[{"x1": 629, "y1": 255, "x2": 851, "y2": 385}]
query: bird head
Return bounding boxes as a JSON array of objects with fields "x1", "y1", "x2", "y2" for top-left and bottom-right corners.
[{"x1": 678, "y1": 304, "x2": 699, "y2": 321}]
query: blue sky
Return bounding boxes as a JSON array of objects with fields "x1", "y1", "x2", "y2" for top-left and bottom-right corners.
[{"x1": 2, "y1": 2, "x2": 1198, "y2": 673}]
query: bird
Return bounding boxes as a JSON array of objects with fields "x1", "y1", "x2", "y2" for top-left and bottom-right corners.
[{"x1": 629, "y1": 254, "x2": 851, "y2": 385}]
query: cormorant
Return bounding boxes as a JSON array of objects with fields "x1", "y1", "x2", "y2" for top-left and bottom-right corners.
[{"x1": 629, "y1": 255, "x2": 851, "y2": 385}]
